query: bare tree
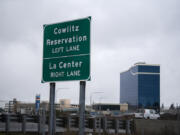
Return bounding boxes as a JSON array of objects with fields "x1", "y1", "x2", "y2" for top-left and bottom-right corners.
[{"x1": 169, "y1": 103, "x2": 175, "y2": 110}]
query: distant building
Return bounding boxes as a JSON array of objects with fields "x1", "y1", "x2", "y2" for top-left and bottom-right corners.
[
  {"x1": 5, "y1": 98, "x2": 79, "y2": 114},
  {"x1": 4, "y1": 98, "x2": 18, "y2": 113},
  {"x1": 59, "y1": 99, "x2": 80, "y2": 113},
  {"x1": 92, "y1": 103, "x2": 128, "y2": 112},
  {"x1": 120, "y1": 62, "x2": 160, "y2": 110},
  {"x1": 59, "y1": 99, "x2": 71, "y2": 109}
]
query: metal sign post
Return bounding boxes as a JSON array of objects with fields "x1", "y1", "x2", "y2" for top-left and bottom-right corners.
[
  {"x1": 49, "y1": 83, "x2": 56, "y2": 135},
  {"x1": 42, "y1": 17, "x2": 91, "y2": 135},
  {"x1": 79, "y1": 81, "x2": 86, "y2": 135}
]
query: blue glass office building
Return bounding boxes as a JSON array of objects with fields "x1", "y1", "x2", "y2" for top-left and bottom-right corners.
[{"x1": 120, "y1": 63, "x2": 160, "y2": 109}]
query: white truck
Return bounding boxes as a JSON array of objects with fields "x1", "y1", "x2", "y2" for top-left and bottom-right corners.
[
  {"x1": 143, "y1": 109, "x2": 160, "y2": 119},
  {"x1": 134, "y1": 109, "x2": 160, "y2": 119}
]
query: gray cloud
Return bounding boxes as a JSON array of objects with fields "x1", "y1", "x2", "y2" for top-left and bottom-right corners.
[{"x1": 0, "y1": 0, "x2": 180, "y2": 107}]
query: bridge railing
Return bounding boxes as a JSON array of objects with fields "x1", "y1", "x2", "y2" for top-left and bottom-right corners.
[{"x1": 0, "y1": 114, "x2": 134, "y2": 134}]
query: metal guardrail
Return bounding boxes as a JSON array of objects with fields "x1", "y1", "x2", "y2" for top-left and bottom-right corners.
[{"x1": 0, "y1": 114, "x2": 134, "y2": 134}]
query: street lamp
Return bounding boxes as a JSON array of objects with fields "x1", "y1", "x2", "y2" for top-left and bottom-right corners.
[{"x1": 90, "y1": 92, "x2": 103, "y2": 105}]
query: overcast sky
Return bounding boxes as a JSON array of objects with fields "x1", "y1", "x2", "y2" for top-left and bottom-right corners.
[{"x1": 0, "y1": 0, "x2": 180, "y2": 107}]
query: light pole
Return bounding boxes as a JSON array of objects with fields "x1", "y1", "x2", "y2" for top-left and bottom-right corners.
[{"x1": 90, "y1": 92, "x2": 103, "y2": 105}]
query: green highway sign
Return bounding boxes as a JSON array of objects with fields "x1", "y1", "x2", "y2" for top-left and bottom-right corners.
[{"x1": 42, "y1": 17, "x2": 91, "y2": 82}]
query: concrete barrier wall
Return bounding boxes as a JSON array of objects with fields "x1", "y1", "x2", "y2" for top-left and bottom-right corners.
[{"x1": 135, "y1": 119, "x2": 180, "y2": 135}]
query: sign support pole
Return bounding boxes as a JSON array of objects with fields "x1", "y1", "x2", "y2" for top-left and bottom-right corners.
[
  {"x1": 79, "y1": 81, "x2": 86, "y2": 135},
  {"x1": 49, "y1": 82, "x2": 56, "y2": 135}
]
